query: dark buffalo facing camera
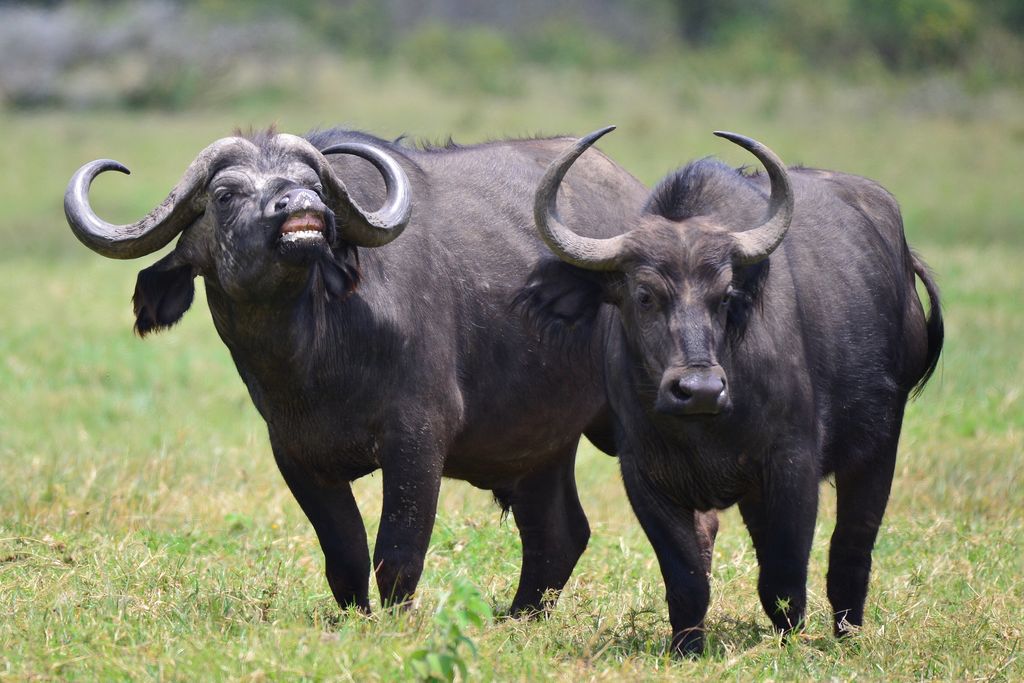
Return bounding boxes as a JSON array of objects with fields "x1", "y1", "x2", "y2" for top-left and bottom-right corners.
[
  {"x1": 522, "y1": 127, "x2": 943, "y2": 655},
  {"x1": 65, "y1": 128, "x2": 661, "y2": 615}
]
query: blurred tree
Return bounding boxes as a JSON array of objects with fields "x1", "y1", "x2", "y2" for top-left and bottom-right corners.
[
  {"x1": 988, "y1": 0, "x2": 1024, "y2": 32},
  {"x1": 665, "y1": 0, "x2": 987, "y2": 73},
  {"x1": 859, "y1": 0, "x2": 978, "y2": 69},
  {"x1": 672, "y1": 0, "x2": 759, "y2": 45},
  {"x1": 769, "y1": 0, "x2": 862, "y2": 69}
]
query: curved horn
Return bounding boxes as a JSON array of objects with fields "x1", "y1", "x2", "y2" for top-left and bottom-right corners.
[
  {"x1": 318, "y1": 141, "x2": 412, "y2": 248},
  {"x1": 64, "y1": 137, "x2": 256, "y2": 260},
  {"x1": 713, "y1": 131, "x2": 794, "y2": 265},
  {"x1": 534, "y1": 126, "x2": 628, "y2": 271}
]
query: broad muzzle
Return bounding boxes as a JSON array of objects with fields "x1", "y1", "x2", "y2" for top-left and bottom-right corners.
[{"x1": 655, "y1": 365, "x2": 730, "y2": 416}]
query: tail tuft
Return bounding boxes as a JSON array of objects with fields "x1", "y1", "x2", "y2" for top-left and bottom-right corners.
[{"x1": 910, "y1": 252, "x2": 944, "y2": 398}]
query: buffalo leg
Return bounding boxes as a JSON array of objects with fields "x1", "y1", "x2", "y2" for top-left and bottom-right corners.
[
  {"x1": 622, "y1": 460, "x2": 711, "y2": 656},
  {"x1": 275, "y1": 460, "x2": 371, "y2": 612},
  {"x1": 738, "y1": 454, "x2": 818, "y2": 635},
  {"x1": 508, "y1": 445, "x2": 590, "y2": 615},
  {"x1": 826, "y1": 432, "x2": 899, "y2": 637},
  {"x1": 373, "y1": 452, "x2": 444, "y2": 607}
]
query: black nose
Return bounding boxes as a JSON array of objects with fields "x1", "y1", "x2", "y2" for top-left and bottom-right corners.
[
  {"x1": 274, "y1": 188, "x2": 321, "y2": 213},
  {"x1": 656, "y1": 367, "x2": 728, "y2": 416}
]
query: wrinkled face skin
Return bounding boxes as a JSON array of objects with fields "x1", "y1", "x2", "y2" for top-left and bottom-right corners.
[
  {"x1": 197, "y1": 150, "x2": 341, "y2": 302},
  {"x1": 611, "y1": 217, "x2": 741, "y2": 418}
]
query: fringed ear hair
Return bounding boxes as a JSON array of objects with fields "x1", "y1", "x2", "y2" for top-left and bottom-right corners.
[
  {"x1": 132, "y1": 253, "x2": 197, "y2": 337},
  {"x1": 512, "y1": 260, "x2": 609, "y2": 354},
  {"x1": 725, "y1": 259, "x2": 770, "y2": 347}
]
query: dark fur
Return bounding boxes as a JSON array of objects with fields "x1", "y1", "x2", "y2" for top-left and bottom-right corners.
[
  {"x1": 523, "y1": 153, "x2": 943, "y2": 655},
  {"x1": 289, "y1": 243, "x2": 362, "y2": 366}
]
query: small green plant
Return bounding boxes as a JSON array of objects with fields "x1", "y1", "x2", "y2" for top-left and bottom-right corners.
[{"x1": 405, "y1": 579, "x2": 493, "y2": 682}]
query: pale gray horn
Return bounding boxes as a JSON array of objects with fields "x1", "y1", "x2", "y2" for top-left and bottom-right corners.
[
  {"x1": 64, "y1": 137, "x2": 256, "y2": 260},
  {"x1": 713, "y1": 131, "x2": 794, "y2": 265},
  {"x1": 533, "y1": 126, "x2": 628, "y2": 271},
  {"x1": 318, "y1": 140, "x2": 412, "y2": 248}
]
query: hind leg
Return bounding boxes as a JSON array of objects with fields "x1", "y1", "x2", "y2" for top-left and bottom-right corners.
[
  {"x1": 507, "y1": 443, "x2": 590, "y2": 615},
  {"x1": 826, "y1": 420, "x2": 902, "y2": 636}
]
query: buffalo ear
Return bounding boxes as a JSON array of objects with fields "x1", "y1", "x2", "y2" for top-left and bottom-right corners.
[
  {"x1": 513, "y1": 259, "x2": 614, "y2": 341},
  {"x1": 132, "y1": 251, "x2": 197, "y2": 337},
  {"x1": 724, "y1": 258, "x2": 769, "y2": 345}
]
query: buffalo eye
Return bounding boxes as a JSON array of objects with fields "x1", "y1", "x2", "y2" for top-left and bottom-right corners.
[
  {"x1": 635, "y1": 286, "x2": 656, "y2": 311},
  {"x1": 215, "y1": 191, "x2": 234, "y2": 206},
  {"x1": 720, "y1": 286, "x2": 737, "y2": 309}
]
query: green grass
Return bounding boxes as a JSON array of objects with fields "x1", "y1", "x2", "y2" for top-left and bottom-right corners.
[{"x1": 1, "y1": 62, "x2": 1022, "y2": 680}]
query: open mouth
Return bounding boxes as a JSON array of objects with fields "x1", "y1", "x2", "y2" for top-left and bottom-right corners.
[{"x1": 279, "y1": 211, "x2": 326, "y2": 245}]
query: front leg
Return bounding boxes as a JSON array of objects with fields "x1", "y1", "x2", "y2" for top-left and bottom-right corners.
[
  {"x1": 738, "y1": 448, "x2": 819, "y2": 634},
  {"x1": 374, "y1": 441, "x2": 445, "y2": 607},
  {"x1": 621, "y1": 459, "x2": 711, "y2": 656},
  {"x1": 274, "y1": 454, "x2": 371, "y2": 612}
]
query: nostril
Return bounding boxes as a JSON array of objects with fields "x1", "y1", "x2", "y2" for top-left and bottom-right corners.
[
  {"x1": 275, "y1": 196, "x2": 290, "y2": 211},
  {"x1": 670, "y1": 380, "x2": 693, "y2": 402}
]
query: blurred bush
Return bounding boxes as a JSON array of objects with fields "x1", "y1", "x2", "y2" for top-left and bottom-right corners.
[
  {"x1": 518, "y1": 18, "x2": 636, "y2": 70},
  {"x1": 0, "y1": 0, "x2": 1021, "y2": 111},
  {"x1": 396, "y1": 19, "x2": 635, "y2": 96},
  {"x1": 0, "y1": 1, "x2": 308, "y2": 109},
  {"x1": 672, "y1": 0, "x2": 1021, "y2": 80},
  {"x1": 399, "y1": 23, "x2": 524, "y2": 95},
  {"x1": 858, "y1": 0, "x2": 978, "y2": 70}
]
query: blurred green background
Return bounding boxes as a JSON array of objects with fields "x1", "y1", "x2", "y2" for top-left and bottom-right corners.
[
  {"x1": 3, "y1": 0, "x2": 1023, "y2": 111},
  {"x1": 2, "y1": 0, "x2": 1023, "y2": 255},
  {"x1": 1, "y1": 1, "x2": 1022, "y2": 680}
]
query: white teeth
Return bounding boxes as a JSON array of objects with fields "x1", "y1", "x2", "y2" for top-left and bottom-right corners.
[{"x1": 281, "y1": 230, "x2": 324, "y2": 242}]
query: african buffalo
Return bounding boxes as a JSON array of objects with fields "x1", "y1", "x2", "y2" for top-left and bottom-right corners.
[
  {"x1": 64, "y1": 128, "x2": 659, "y2": 614},
  {"x1": 522, "y1": 127, "x2": 943, "y2": 654}
]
